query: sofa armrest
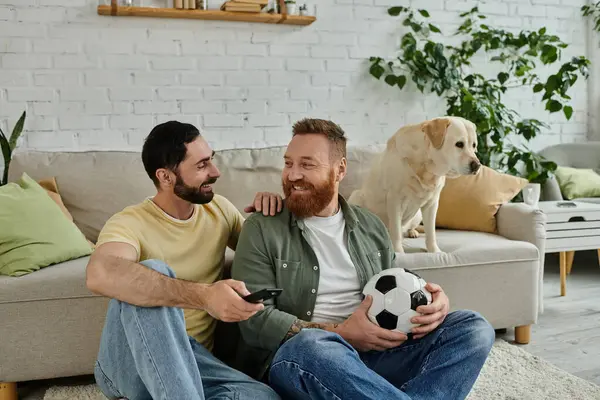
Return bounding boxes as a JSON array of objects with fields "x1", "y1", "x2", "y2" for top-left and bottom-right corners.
[
  {"x1": 497, "y1": 203, "x2": 547, "y2": 249},
  {"x1": 497, "y1": 202, "x2": 547, "y2": 313}
]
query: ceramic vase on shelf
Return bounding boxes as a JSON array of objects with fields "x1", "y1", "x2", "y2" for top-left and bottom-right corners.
[{"x1": 285, "y1": 1, "x2": 296, "y2": 15}]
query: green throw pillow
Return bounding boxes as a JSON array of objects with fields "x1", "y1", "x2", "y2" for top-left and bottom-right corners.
[
  {"x1": 554, "y1": 166, "x2": 600, "y2": 200},
  {"x1": 0, "y1": 173, "x2": 92, "y2": 277}
]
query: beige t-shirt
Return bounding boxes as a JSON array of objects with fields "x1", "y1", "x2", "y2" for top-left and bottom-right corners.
[{"x1": 96, "y1": 194, "x2": 244, "y2": 351}]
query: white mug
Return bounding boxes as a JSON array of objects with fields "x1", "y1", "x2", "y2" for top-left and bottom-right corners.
[{"x1": 523, "y1": 183, "x2": 540, "y2": 208}]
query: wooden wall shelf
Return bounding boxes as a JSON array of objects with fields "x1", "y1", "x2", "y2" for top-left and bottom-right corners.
[{"x1": 97, "y1": 5, "x2": 316, "y2": 26}]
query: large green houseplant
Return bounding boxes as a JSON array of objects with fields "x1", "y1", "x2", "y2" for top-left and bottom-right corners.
[
  {"x1": 368, "y1": 6, "x2": 590, "y2": 184},
  {"x1": 0, "y1": 111, "x2": 26, "y2": 186}
]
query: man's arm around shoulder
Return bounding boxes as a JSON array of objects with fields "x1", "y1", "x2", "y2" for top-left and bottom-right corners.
[{"x1": 86, "y1": 242, "x2": 263, "y2": 322}]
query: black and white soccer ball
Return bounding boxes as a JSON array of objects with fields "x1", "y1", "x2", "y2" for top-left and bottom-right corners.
[{"x1": 362, "y1": 268, "x2": 432, "y2": 333}]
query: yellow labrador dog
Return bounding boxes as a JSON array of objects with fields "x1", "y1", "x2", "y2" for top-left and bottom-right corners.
[{"x1": 348, "y1": 116, "x2": 481, "y2": 253}]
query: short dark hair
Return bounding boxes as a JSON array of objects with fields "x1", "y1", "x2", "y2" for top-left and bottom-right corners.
[
  {"x1": 292, "y1": 118, "x2": 347, "y2": 161},
  {"x1": 142, "y1": 121, "x2": 201, "y2": 186}
]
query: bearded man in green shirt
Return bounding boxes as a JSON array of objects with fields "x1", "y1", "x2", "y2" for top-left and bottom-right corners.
[{"x1": 231, "y1": 118, "x2": 495, "y2": 400}]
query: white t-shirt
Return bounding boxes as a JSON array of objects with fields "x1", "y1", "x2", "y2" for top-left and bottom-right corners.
[{"x1": 302, "y1": 209, "x2": 362, "y2": 324}]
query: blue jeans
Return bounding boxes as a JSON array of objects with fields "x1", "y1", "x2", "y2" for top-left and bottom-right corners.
[
  {"x1": 94, "y1": 259, "x2": 280, "y2": 400},
  {"x1": 268, "y1": 310, "x2": 495, "y2": 400}
]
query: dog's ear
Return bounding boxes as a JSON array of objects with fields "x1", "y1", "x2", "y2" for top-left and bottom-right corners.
[{"x1": 421, "y1": 118, "x2": 451, "y2": 149}]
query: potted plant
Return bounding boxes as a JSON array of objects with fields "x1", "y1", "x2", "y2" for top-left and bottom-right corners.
[
  {"x1": 285, "y1": 0, "x2": 296, "y2": 15},
  {"x1": 0, "y1": 111, "x2": 26, "y2": 186},
  {"x1": 367, "y1": 6, "x2": 590, "y2": 186}
]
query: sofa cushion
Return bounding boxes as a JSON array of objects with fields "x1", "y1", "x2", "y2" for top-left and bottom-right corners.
[
  {"x1": 0, "y1": 256, "x2": 96, "y2": 304},
  {"x1": 553, "y1": 166, "x2": 600, "y2": 200},
  {"x1": 435, "y1": 166, "x2": 528, "y2": 233},
  {"x1": 9, "y1": 151, "x2": 156, "y2": 243},
  {"x1": 400, "y1": 229, "x2": 539, "y2": 268},
  {"x1": 38, "y1": 177, "x2": 74, "y2": 222},
  {"x1": 0, "y1": 174, "x2": 93, "y2": 277}
]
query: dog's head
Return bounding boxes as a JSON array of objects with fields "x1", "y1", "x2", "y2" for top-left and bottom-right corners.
[{"x1": 421, "y1": 116, "x2": 481, "y2": 177}]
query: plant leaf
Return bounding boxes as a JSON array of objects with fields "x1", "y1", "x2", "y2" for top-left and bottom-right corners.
[
  {"x1": 397, "y1": 75, "x2": 407, "y2": 89},
  {"x1": 388, "y1": 6, "x2": 406, "y2": 16},
  {"x1": 533, "y1": 83, "x2": 544, "y2": 93},
  {"x1": 384, "y1": 74, "x2": 397, "y2": 86},
  {"x1": 497, "y1": 72, "x2": 509, "y2": 84},
  {"x1": 546, "y1": 99, "x2": 562, "y2": 113},
  {"x1": 0, "y1": 131, "x2": 10, "y2": 186},
  {"x1": 9, "y1": 110, "x2": 26, "y2": 151},
  {"x1": 418, "y1": 9, "x2": 430, "y2": 17},
  {"x1": 428, "y1": 23, "x2": 441, "y2": 33},
  {"x1": 410, "y1": 22, "x2": 422, "y2": 32},
  {"x1": 369, "y1": 63, "x2": 385, "y2": 79},
  {"x1": 563, "y1": 105, "x2": 573, "y2": 120}
]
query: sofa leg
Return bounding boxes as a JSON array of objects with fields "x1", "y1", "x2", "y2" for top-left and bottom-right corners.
[
  {"x1": 0, "y1": 382, "x2": 17, "y2": 400},
  {"x1": 514, "y1": 325, "x2": 531, "y2": 345}
]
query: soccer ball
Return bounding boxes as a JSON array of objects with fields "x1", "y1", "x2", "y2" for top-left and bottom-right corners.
[{"x1": 362, "y1": 268, "x2": 432, "y2": 333}]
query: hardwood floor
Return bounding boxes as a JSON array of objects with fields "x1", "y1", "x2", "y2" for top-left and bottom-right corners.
[
  {"x1": 497, "y1": 249, "x2": 600, "y2": 385},
  {"x1": 16, "y1": 251, "x2": 600, "y2": 398}
]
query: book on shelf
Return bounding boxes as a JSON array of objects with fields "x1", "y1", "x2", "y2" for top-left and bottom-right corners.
[
  {"x1": 220, "y1": 1, "x2": 262, "y2": 12},
  {"x1": 230, "y1": 0, "x2": 268, "y2": 5},
  {"x1": 174, "y1": 0, "x2": 201, "y2": 9}
]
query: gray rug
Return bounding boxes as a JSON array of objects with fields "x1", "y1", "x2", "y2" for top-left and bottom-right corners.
[{"x1": 43, "y1": 340, "x2": 600, "y2": 400}]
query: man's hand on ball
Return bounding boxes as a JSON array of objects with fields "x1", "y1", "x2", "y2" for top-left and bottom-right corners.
[
  {"x1": 410, "y1": 282, "x2": 449, "y2": 339},
  {"x1": 333, "y1": 295, "x2": 408, "y2": 352}
]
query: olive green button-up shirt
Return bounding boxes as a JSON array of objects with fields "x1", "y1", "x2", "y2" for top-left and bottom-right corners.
[{"x1": 231, "y1": 195, "x2": 396, "y2": 378}]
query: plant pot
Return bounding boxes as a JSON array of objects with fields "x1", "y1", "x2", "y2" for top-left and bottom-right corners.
[{"x1": 285, "y1": 3, "x2": 297, "y2": 15}]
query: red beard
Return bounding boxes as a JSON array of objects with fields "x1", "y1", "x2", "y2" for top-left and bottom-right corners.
[{"x1": 282, "y1": 170, "x2": 336, "y2": 219}]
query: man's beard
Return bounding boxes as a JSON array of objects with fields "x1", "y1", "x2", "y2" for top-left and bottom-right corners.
[
  {"x1": 283, "y1": 170, "x2": 336, "y2": 219},
  {"x1": 173, "y1": 172, "x2": 217, "y2": 205}
]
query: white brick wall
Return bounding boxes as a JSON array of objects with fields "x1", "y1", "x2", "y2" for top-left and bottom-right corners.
[
  {"x1": 0, "y1": 0, "x2": 591, "y2": 152},
  {"x1": 589, "y1": 17, "x2": 600, "y2": 141}
]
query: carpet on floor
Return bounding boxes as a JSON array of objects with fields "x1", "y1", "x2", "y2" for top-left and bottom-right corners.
[{"x1": 43, "y1": 339, "x2": 600, "y2": 400}]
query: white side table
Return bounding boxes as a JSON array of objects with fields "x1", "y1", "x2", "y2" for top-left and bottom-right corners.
[{"x1": 539, "y1": 201, "x2": 600, "y2": 296}]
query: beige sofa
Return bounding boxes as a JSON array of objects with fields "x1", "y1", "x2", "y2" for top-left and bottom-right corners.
[{"x1": 1, "y1": 146, "x2": 546, "y2": 387}]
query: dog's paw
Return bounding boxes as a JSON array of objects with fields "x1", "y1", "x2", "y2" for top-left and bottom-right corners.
[
  {"x1": 407, "y1": 229, "x2": 419, "y2": 239},
  {"x1": 393, "y1": 241, "x2": 405, "y2": 253},
  {"x1": 426, "y1": 243, "x2": 443, "y2": 253}
]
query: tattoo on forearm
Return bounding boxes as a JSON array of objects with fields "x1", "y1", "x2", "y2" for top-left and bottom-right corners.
[{"x1": 282, "y1": 319, "x2": 339, "y2": 344}]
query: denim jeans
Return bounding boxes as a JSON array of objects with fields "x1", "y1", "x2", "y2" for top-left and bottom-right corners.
[
  {"x1": 268, "y1": 310, "x2": 495, "y2": 400},
  {"x1": 94, "y1": 259, "x2": 280, "y2": 400}
]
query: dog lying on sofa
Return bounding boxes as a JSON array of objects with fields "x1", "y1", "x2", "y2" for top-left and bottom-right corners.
[{"x1": 349, "y1": 116, "x2": 481, "y2": 253}]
